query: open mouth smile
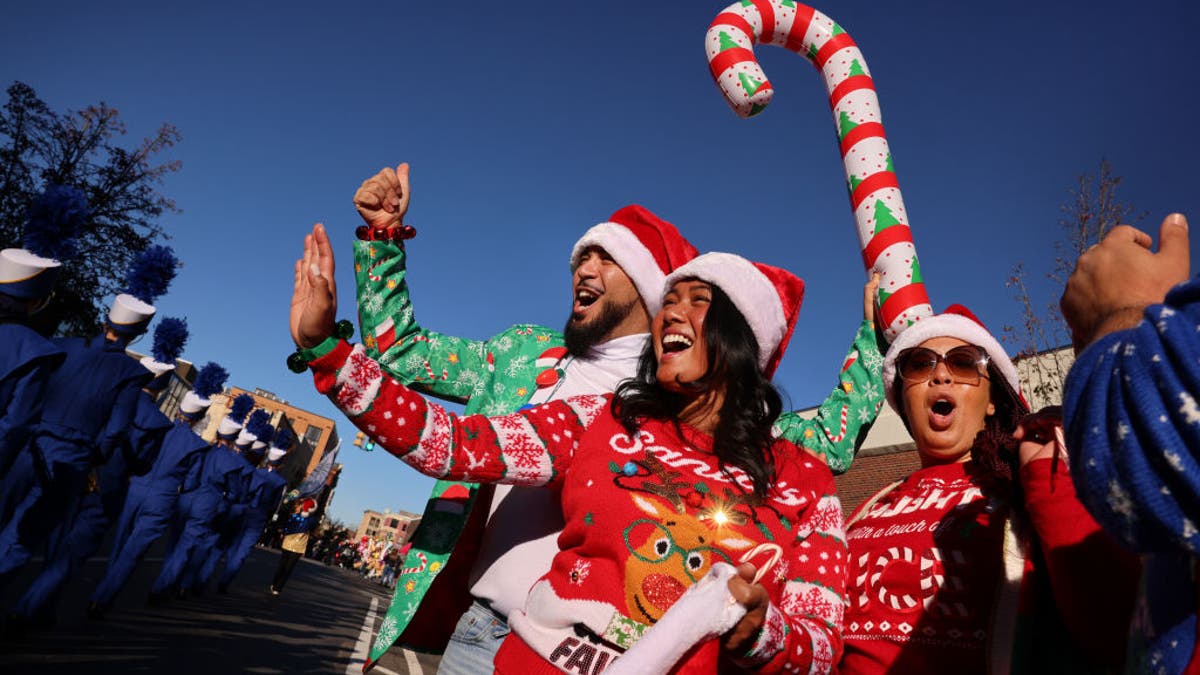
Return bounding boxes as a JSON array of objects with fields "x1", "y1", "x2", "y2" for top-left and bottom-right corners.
[
  {"x1": 573, "y1": 286, "x2": 601, "y2": 317},
  {"x1": 661, "y1": 333, "x2": 693, "y2": 356}
]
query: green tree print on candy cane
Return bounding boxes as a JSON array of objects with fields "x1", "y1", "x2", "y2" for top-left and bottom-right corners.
[
  {"x1": 848, "y1": 175, "x2": 863, "y2": 195},
  {"x1": 838, "y1": 110, "x2": 858, "y2": 140},
  {"x1": 873, "y1": 199, "x2": 902, "y2": 234},
  {"x1": 739, "y1": 72, "x2": 766, "y2": 96},
  {"x1": 909, "y1": 255, "x2": 923, "y2": 284}
]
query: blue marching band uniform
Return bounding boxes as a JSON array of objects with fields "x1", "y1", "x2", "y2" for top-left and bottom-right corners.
[{"x1": 0, "y1": 186, "x2": 300, "y2": 632}]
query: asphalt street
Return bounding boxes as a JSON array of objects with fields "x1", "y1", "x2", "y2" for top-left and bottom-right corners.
[{"x1": 0, "y1": 547, "x2": 442, "y2": 674}]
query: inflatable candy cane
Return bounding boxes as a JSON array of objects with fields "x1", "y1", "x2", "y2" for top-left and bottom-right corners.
[{"x1": 706, "y1": 0, "x2": 933, "y2": 339}]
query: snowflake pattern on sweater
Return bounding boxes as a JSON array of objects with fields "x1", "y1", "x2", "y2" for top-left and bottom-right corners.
[
  {"x1": 1066, "y1": 276, "x2": 1200, "y2": 674},
  {"x1": 312, "y1": 339, "x2": 848, "y2": 673}
]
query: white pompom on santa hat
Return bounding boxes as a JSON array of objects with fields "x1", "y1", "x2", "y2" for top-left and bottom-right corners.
[
  {"x1": 570, "y1": 205, "x2": 698, "y2": 317},
  {"x1": 663, "y1": 252, "x2": 805, "y2": 378}
]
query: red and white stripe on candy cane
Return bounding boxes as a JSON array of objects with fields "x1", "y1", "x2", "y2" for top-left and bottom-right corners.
[
  {"x1": 706, "y1": 0, "x2": 933, "y2": 339},
  {"x1": 400, "y1": 551, "x2": 428, "y2": 575},
  {"x1": 821, "y1": 403, "x2": 849, "y2": 444}
]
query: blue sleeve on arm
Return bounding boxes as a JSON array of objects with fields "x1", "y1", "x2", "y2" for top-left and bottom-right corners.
[
  {"x1": 0, "y1": 362, "x2": 53, "y2": 462},
  {"x1": 1067, "y1": 276, "x2": 1200, "y2": 554}
]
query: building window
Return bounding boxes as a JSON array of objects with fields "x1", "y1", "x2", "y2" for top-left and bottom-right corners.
[
  {"x1": 304, "y1": 425, "x2": 323, "y2": 447},
  {"x1": 388, "y1": 518, "x2": 399, "y2": 528}
]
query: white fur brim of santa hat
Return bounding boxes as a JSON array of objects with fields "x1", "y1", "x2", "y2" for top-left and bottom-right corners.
[
  {"x1": 217, "y1": 416, "x2": 244, "y2": 438},
  {"x1": 108, "y1": 293, "x2": 156, "y2": 335},
  {"x1": 139, "y1": 355, "x2": 175, "y2": 377},
  {"x1": 570, "y1": 205, "x2": 698, "y2": 318},
  {"x1": 267, "y1": 447, "x2": 288, "y2": 463},
  {"x1": 663, "y1": 252, "x2": 805, "y2": 377},
  {"x1": 0, "y1": 248, "x2": 62, "y2": 299},
  {"x1": 881, "y1": 306, "x2": 1021, "y2": 413},
  {"x1": 179, "y1": 390, "x2": 211, "y2": 415}
]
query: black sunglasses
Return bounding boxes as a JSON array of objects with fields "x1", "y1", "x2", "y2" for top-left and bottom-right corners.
[{"x1": 896, "y1": 345, "x2": 990, "y2": 385}]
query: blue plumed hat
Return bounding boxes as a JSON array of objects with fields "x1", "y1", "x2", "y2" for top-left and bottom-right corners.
[
  {"x1": 218, "y1": 393, "x2": 255, "y2": 439},
  {"x1": 238, "y1": 408, "x2": 273, "y2": 450},
  {"x1": 109, "y1": 245, "x2": 179, "y2": 336},
  {"x1": 141, "y1": 317, "x2": 188, "y2": 391},
  {"x1": 0, "y1": 185, "x2": 90, "y2": 299},
  {"x1": 267, "y1": 428, "x2": 293, "y2": 464},
  {"x1": 249, "y1": 410, "x2": 275, "y2": 451},
  {"x1": 180, "y1": 361, "x2": 227, "y2": 418}
]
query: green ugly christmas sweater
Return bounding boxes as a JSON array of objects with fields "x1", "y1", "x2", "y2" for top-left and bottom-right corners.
[{"x1": 352, "y1": 238, "x2": 884, "y2": 665}]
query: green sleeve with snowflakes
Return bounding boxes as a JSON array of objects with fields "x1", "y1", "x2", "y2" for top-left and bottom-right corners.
[
  {"x1": 774, "y1": 320, "x2": 885, "y2": 475},
  {"x1": 353, "y1": 238, "x2": 558, "y2": 405}
]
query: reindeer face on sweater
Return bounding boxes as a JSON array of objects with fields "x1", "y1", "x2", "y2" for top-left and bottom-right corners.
[
  {"x1": 616, "y1": 454, "x2": 758, "y2": 624},
  {"x1": 621, "y1": 493, "x2": 755, "y2": 623}
]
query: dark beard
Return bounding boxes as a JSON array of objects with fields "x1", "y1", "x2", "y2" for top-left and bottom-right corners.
[{"x1": 563, "y1": 297, "x2": 637, "y2": 357}]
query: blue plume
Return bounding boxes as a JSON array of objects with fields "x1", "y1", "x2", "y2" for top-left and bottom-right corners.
[
  {"x1": 124, "y1": 245, "x2": 179, "y2": 305},
  {"x1": 246, "y1": 409, "x2": 274, "y2": 444},
  {"x1": 272, "y1": 428, "x2": 294, "y2": 450},
  {"x1": 192, "y1": 362, "x2": 228, "y2": 399},
  {"x1": 151, "y1": 317, "x2": 189, "y2": 365},
  {"x1": 228, "y1": 393, "x2": 255, "y2": 423},
  {"x1": 23, "y1": 184, "x2": 91, "y2": 262}
]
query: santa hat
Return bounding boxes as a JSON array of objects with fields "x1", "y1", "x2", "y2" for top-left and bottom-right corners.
[
  {"x1": 180, "y1": 361, "x2": 227, "y2": 419},
  {"x1": 139, "y1": 317, "x2": 188, "y2": 389},
  {"x1": 570, "y1": 205, "x2": 698, "y2": 317},
  {"x1": 663, "y1": 252, "x2": 804, "y2": 378},
  {"x1": 219, "y1": 393, "x2": 255, "y2": 439},
  {"x1": 108, "y1": 245, "x2": 178, "y2": 336},
  {"x1": 881, "y1": 304, "x2": 1023, "y2": 413},
  {"x1": 0, "y1": 185, "x2": 90, "y2": 300}
]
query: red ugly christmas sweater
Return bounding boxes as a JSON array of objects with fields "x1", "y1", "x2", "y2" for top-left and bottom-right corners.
[
  {"x1": 311, "y1": 339, "x2": 848, "y2": 674},
  {"x1": 839, "y1": 458, "x2": 1139, "y2": 674}
]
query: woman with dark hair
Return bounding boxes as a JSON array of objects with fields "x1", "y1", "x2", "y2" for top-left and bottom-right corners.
[
  {"x1": 292, "y1": 251, "x2": 855, "y2": 673},
  {"x1": 613, "y1": 279, "x2": 786, "y2": 503},
  {"x1": 838, "y1": 306, "x2": 1140, "y2": 674}
]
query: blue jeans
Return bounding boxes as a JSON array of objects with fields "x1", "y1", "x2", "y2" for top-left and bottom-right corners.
[{"x1": 437, "y1": 600, "x2": 510, "y2": 675}]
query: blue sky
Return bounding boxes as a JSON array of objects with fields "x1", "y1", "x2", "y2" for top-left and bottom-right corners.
[{"x1": 3, "y1": 0, "x2": 1197, "y2": 524}]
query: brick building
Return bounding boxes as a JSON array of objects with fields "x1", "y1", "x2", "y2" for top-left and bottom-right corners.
[
  {"x1": 198, "y1": 387, "x2": 339, "y2": 488},
  {"x1": 356, "y1": 509, "x2": 422, "y2": 545}
]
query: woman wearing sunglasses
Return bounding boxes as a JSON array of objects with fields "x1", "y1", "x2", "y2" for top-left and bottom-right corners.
[{"x1": 837, "y1": 306, "x2": 1139, "y2": 674}]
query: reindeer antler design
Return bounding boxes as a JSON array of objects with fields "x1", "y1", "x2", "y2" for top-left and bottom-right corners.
[{"x1": 626, "y1": 454, "x2": 693, "y2": 514}]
